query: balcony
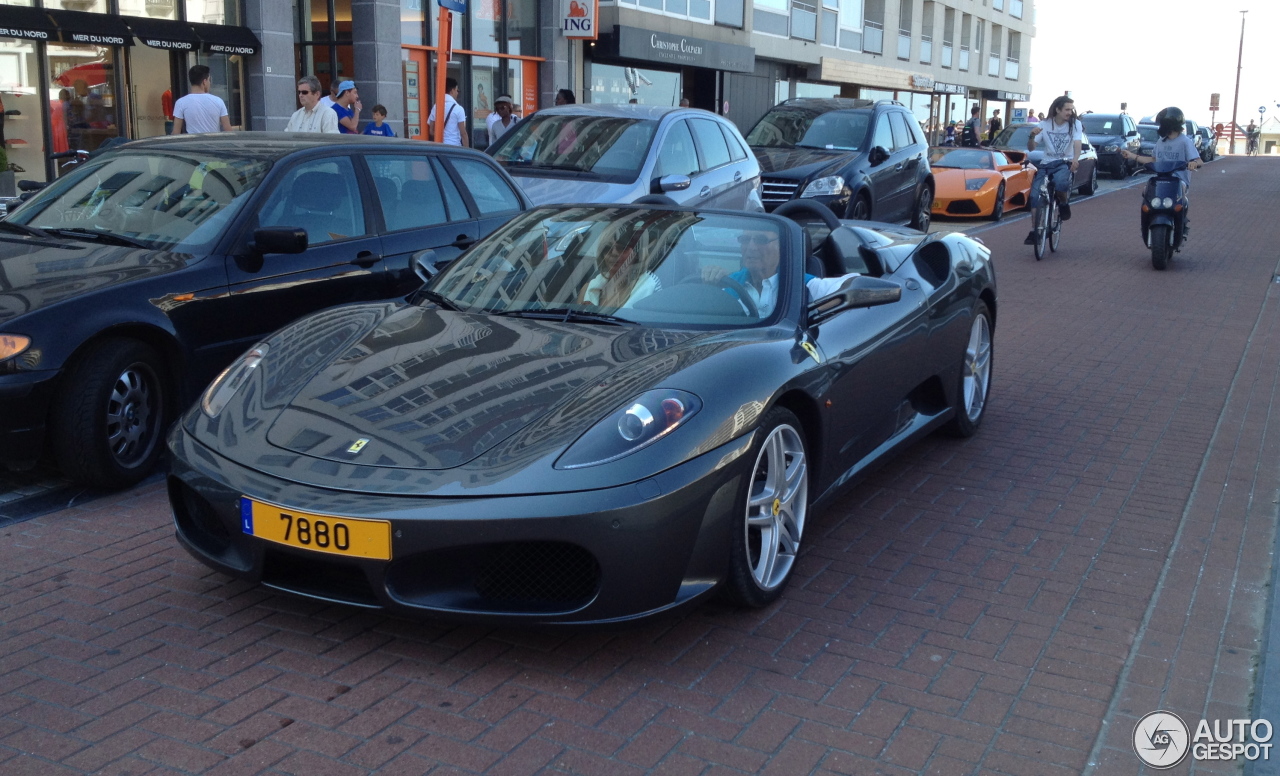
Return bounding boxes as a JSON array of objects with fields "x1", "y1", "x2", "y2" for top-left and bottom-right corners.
[
  {"x1": 898, "y1": 30, "x2": 911, "y2": 59},
  {"x1": 1004, "y1": 57, "x2": 1019, "y2": 80},
  {"x1": 920, "y1": 34, "x2": 932, "y2": 64},
  {"x1": 959, "y1": 45, "x2": 969, "y2": 70},
  {"x1": 988, "y1": 53, "x2": 1000, "y2": 77},
  {"x1": 941, "y1": 42, "x2": 952, "y2": 67},
  {"x1": 863, "y1": 21, "x2": 883, "y2": 54},
  {"x1": 1009, "y1": 0, "x2": 1022, "y2": 17}
]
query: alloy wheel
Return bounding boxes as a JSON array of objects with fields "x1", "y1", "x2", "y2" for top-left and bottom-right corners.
[
  {"x1": 962, "y1": 314, "x2": 992, "y2": 422},
  {"x1": 745, "y1": 424, "x2": 808, "y2": 591}
]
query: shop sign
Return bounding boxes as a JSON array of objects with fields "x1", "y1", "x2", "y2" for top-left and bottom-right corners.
[
  {"x1": 933, "y1": 82, "x2": 966, "y2": 95},
  {"x1": 140, "y1": 38, "x2": 193, "y2": 50},
  {"x1": 207, "y1": 43, "x2": 255, "y2": 54},
  {"x1": 983, "y1": 89, "x2": 1030, "y2": 102},
  {"x1": 910, "y1": 75, "x2": 933, "y2": 90},
  {"x1": 561, "y1": 0, "x2": 598, "y2": 39},
  {"x1": 0, "y1": 26, "x2": 49, "y2": 40},
  {"x1": 68, "y1": 32, "x2": 127, "y2": 45},
  {"x1": 615, "y1": 26, "x2": 754, "y2": 73}
]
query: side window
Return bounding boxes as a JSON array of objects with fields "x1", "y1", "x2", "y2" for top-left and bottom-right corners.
[
  {"x1": 992, "y1": 151, "x2": 1009, "y2": 166},
  {"x1": 889, "y1": 113, "x2": 913, "y2": 151},
  {"x1": 448, "y1": 158, "x2": 523, "y2": 216},
  {"x1": 720, "y1": 124, "x2": 748, "y2": 161},
  {"x1": 872, "y1": 116, "x2": 894, "y2": 151},
  {"x1": 655, "y1": 121, "x2": 700, "y2": 178},
  {"x1": 257, "y1": 156, "x2": 366, "y2": 246},
  {"x1": 366, "y1": 155, "x2": 448, "y2": 232},
  {"x1": 433, "y1": 158, "x2": 470, "y2": 221},
  {"x1": 689, "y1": 118, "x2": 732, "y2": 170}
]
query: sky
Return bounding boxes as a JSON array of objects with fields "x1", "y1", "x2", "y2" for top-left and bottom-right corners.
[{"x1": 1027, "y1": 0, "x2": 1279, "y2": 129}]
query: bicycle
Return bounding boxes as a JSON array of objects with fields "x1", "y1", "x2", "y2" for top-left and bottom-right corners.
[
  {"x1": 1029, "y1": 168, "x2": 1062, "y2": 260},
  {"x1": 1247, "y1": 135, "x2": 1260, "y2": 156}
]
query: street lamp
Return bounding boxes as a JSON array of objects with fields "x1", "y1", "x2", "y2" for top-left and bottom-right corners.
[{"x1": 1229, "y1": 9, "x2": 1247, "y2": 155}]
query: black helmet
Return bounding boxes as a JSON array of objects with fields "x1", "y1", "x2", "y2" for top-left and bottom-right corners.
[{"x1": 1155, "y1": 106, "x2": 1185, "y2": 139}]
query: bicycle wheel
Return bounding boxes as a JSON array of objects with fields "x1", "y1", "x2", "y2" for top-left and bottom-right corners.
[
  {"x1": 1049, "y1": 197, "x2": 1062, "y2": 253},
  {"x1": 1033, "y1": 203, "x2": 1048, "y2": 260}
]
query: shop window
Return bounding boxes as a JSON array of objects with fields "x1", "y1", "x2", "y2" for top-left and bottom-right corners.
[
  {"x1": 129, "y1": 45, "x2": 171, "y2": 139},
  {"x1": 470, "y1": 56, "x2": 500, "y2": 147},
  {"x1": 590, "y1": 64, "x2": 680, "y2": 107},
  {"x1": 400, "y1": 0, "x2": 426, "y2": 45},
  {"x1": 47, "y1": 43, "x2": 120, "y2": 161},
  {"x1": 0, "y1": 37, "x2": 46, "y2": 182}
]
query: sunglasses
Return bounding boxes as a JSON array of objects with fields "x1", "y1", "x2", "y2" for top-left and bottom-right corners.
[
  {"x1": 298, "y1": 89, "x2": 313, "y2": 95},
  {"x1": 738, "y1": 234, "x2": 778, "y2": 246}
]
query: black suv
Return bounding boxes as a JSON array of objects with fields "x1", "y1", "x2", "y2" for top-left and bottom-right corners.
[
  {"x1": 746, "y1": 98, "x2": 934, "y2": 231},
  {"x1": 1079, "y1": 113, "x2": 1141, "y2": 178}
]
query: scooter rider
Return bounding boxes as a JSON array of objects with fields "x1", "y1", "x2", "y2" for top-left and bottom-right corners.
[
  {"x1": 1120, "y1": 107, "x2": 1202, "y2": 234},
  {"x1": 1023, "y1": 95, "x2": 1083, "y2": 245}
]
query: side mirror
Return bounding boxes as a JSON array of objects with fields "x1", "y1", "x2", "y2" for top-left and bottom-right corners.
[
  {"x1": 868, "y1": 146, "x2": 890, "y2": 166},
  {"x1": 1126, "y1": 130, "x2": 1138, "y2": 137},
  {"x1": 413, "y1": 249, "x2": 442, "y2": 283},
  {"x1": 1081, "y1": 143, "x2": 1091, "y2": 151},
  {"x1": 807, "y1": 275, "x2": 902, "y2": 325},
  {"x1": 251, "y1": 227, "x2": 308, "y2": 255},
  {"x1": 656, "y1": 174, "x2": 691, "y2": 193}
]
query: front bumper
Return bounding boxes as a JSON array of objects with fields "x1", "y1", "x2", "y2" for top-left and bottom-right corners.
[
  {"x1": 167, "y1": 426, "x2": 757, "y2": 624},
  {"x1": 0, "y1": 370, "x2": 59, "y2": 468}
]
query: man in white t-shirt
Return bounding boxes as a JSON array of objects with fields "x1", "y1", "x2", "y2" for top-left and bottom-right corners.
[
  {"x1": 427, "y1": 78, "x2": 469, "y2": 147},
  {"x1": 1023, "y1": 95, "x2": 1083, "y2": 244},
  {"x1": 171, "y1": 65, "x2": 231, "y2": 135}
]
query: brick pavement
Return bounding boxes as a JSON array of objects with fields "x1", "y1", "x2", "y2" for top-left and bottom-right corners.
[{"x1": 2, "y1": 157, "x2": 1279, "y2": 775}]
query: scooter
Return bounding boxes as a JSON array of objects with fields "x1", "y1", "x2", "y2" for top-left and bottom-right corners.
[{"x1": 1140, "y1": 160, "x2": 1189, "y2": 271}]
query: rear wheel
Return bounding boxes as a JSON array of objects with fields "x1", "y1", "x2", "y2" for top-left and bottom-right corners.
[
  {"x1": 910, "y1": 185, "x2": 932, "y2": 232},
  {"x1": 1049, "y1": 200, "x2": 1062, "y2": 252},
  {"x1": 943, "y1": 302, "x2": 993, "y2": 437},
  {"x1": 724, "y1": 407, "x2": 809, "y2": 608},
  {"x1": 990, "y1": 183, "x2": 1006, "y2": 221},
  {"x1": 1151, "y1": 224, "x2": 1171, "y2": 270},
  {"x1": 1079, "y1": 164, "x2": 1097, "y2": 195}
]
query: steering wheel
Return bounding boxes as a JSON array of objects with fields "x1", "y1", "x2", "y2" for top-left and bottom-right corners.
[
  {"x1": 678, "y1": 272, "x2": 759, "y2": 318},
  {"x1": 772, "y1": 198, "x2": 843, "y2": 232}
]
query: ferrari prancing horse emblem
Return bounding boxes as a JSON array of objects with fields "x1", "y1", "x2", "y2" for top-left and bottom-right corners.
[{"x1": 347, "y1": 438, "x2": 369, "y2": 454}]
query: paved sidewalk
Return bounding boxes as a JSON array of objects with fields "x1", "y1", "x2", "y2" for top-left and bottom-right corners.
[{"x1": 1, "y1": 158, "x2": 1279, "y2": 775}]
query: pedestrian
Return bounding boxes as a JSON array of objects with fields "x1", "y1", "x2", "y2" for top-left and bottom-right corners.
[
  {"x1": 1037, "y1": 111, "x2": 1045, "y2": 121},
  {"x1": 944, "y1": 121, "x2": 957, "y2": 146},
  {"x1": 427, "y1": 77, "x2": 469, "y2": 147},
  {"x1": 171, "y1": 65, "x2": 232, "y2": 134},
  {"x1": 284, "y1": 75, "x2": 339, "y2": 134},
  {"x1": 962, "y1": 105, "x2": 982, "y2": 147},
  {"x1": 362, "y1": 104, "x2": 395, "y2": 137},
  {"x1": 555, "y1": 88, "x2": 576, "y2": 106},
  {"x1": 987, "y1": 109, "x2": 1002, "y2": 142},
  {"x1": 319, "y1": 80, "x2": 339, "y2": 110},
  {"x1": 486, "y1": 95, "x2": 517, "y2": 145},
  {"x1": 331, "y1": 80, "x2": 362, "y2": 134}
]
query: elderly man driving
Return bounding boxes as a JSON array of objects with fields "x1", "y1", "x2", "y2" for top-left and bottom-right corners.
[{"x1": 704, "y1": 227, "x2": 862, "y2": 317}]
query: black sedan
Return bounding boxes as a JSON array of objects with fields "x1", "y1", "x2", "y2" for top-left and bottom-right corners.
[
  {"x1": 168, "y1": 200, "x2": 997, "y2": 623},
  {"x1": 989, "y1": 122, "x2": 1099, "y2": 196},
  {"x1": 0, "y1": 134, "x2": 530, "y2": 488}
]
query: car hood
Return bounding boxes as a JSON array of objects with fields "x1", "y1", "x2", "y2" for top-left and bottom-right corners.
[
  {"x1": 752, "y1": 146, "x2": 851, "y2": 178},
  {"x1": 933, "y1": 168, "x2": 997, "y2": 193},
  {"x1": 1090, "y1": 135, "x2": 1124, "y2": 147},
  {"x1": 510, "y1": 174, "x2": 636, "y2": 206},
  {"x1": 0, "y1": 238, "x2": 195, "y2": 325}
]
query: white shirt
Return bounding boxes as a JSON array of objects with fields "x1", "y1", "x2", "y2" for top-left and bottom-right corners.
[
  {"x1": 319, "y1": 95, "x2": 335, "y2": 109},
  {"x1": 583, "y1": 272, "x2": 660, "y2": 307},
  {"x1": 736, "y1": 273, "x2": 862, "y2": 318},
  {"x1": 172, "y1": 92, "x2": 228, "y2": 134},
  {"x1": 285, "y1": 104, "x2": 340, "y2": 134},
  {"x1": 1034, "y1": 118, "x2": 1084, "y2": 162},
  {"x1": 486, "y1": 112, "x2": 517, "y2": 146},
  {"x1": 428, "y1": 95, "x2": 467, "y2": 146}
]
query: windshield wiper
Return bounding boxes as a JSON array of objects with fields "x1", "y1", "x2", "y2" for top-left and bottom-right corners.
[
  {"x1": 495, "y1": 307, "x2": 637, "y2": 326},
  {"x1": 0, "y1": 221, "x2": 53, "y2": 239},
  {"x1": 43, "y1": 228, "x2": 151, "y2": 249},
  {"x1": 416, "y1": 288, "x2": 464, "y2": 312}
]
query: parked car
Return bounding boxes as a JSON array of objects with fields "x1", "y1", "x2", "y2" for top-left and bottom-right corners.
[
  {"x1": 1137, "y1": 121, "x2": 1160, "y2": 164},
  {"x1": 744, "y1": 98, "x2": 935, "y2": 231},
  {"x1": 1197, "y1": 125, "x2": 1217, "y2": 161},
  {"x1": 486, "y1": 104, "x2": 763, "y2": 211},
  {"x1": 168, "y1": 199, "x2": 996, "y2": 623},
  {"x1": 989, "y1": 122, "x2": 1100, "y2": 196},
  {"x1": 1080, "y1": 113, "x2": 1142, "y2": 178},
  {"x1": 0, "y1": 134, "x2": 531, "y2": 488},
  {"x1": 929, "y1": 146, "x2": 1035, "y2": 221}
]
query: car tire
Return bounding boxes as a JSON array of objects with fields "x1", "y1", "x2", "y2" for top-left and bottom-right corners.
[
  {"x1": 991, "y1": 182, "x2": 1006, "y2": 221},
  {"x1": 724, "y1": 406, "x2": 809, "y2": 608},
  {"x1": 846, "y1": 193, "x2": 871, "y2": 221},
  {"x1": 942, "y1": 301, "x2": 993, "y2": 438},
  {"x1": 1079, "y1": 164, "x2": 1097, "y2": 196},
  {"x1": 910, "y1": 185, "x2": 933, "y2": 232},
  {"x1": 50, "y1": 338, "x2": 169, "y2": 490}
]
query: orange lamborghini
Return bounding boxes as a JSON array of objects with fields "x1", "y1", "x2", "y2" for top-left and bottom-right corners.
[{"x1": 929, "y1": 147, "x2": 1035, "y2": 221}]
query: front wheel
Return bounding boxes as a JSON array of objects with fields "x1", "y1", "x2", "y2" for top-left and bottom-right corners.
[
  {"x1": 1033, "y1": 204, "x2": 1049, "y2": 260},
  {"x1": 1151, "y1": 224, "x2": 1171, "y2": 270},
  {"x1": 845, "y1": 194, "x2": 871, "y2": 221},
  {"x1": 910, "y1": 186, "x2": 933, "y2": 232},
  {"x1": 943, "y1": 302, "x2": 993, "y2": 437},
  {"x1": 724, "y1": 407, "x2": 809, "y2": 608},
  {"x1": 1079, "y1": 164, "x2": 1097, "y2": 196},
  {"x1": 990, "y1": 182, "x2": 1006, "y2": 221},
  {"x1": 1049, "y1": 200, "x2": 1062, "y2": 253}
]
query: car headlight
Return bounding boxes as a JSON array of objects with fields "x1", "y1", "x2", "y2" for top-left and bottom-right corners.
[
  {"x1": 1104, "y1": 144, "x2": 1118, "y2": 152},
  {"x1": 0, "y1": 334, "x2": 30, "y2": 362},
  {"x1": 555, "y1": 389, "x2": 702, "y2": 469},
  {"x1": 801, "y1": 176, "x2": 846, "y2": 197},
  {"x1": 201, "y1": 343, "x2": 269, "y2": 418},
  {"x1": 964, "y1": 178, "x2": 987, "y2": 191}
]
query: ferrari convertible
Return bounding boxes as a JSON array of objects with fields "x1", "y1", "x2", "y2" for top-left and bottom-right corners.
[
  {"x1": 167, "y1": 200, "x2": 996, "y2": 624},
  {"x1": 929, "y1": 146, "x2": 1035, "y2": 221}
]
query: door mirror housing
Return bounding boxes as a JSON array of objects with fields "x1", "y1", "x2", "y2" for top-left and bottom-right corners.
[
  {"x1": 413, "y1": 248, "x2": 452, "y2": 283},
  {"x1": 868, "y1": 146, "x2": 890, "y2": 166},
  {"x1": 251, "y1": 228, "x2": 308, "y2": 255},
  {"x1": 656, "y1": 174, "x2": 691, "y2": 193},
  {"x1": 807, "y1": 275, "x2": 903, "y2": 325}
]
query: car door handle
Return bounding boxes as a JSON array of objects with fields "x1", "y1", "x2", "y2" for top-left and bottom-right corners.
[
  {"x1": 452, "y1": 234, "x2": 476, "y2": 249},
  {"x1": 351, "y1": 250, "x2": 381, "y2": 267},
  {"x1": 734, "y1": 171, "x2": 743, "y2": 182},
  {"x1": 894, "y1": 163, "x2": 904, "y2": 171},
  {"x1": 700, "y1": 186, "x2": 711, "y2": 197}
]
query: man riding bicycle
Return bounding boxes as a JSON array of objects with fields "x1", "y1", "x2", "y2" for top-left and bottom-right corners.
[{"x1": 1023, "y1": 95, "x2": 1082, "y2": 246}]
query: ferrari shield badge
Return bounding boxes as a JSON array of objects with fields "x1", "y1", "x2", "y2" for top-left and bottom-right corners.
[
  {"x1": 801, "y1": 341, "x2": 823, "y2": 364},
  {"x1": 347, "y1": 438, "x2": 370, "y2": 454}
]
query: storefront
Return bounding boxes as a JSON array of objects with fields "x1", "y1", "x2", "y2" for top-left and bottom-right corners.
[
  {"x1": 0, "y1": 1, "x2": 257, "y2": 184},
  {"x1": 587, "y1": 26, "x2": 754, "y2": 112},
  {"x1": 393, "y1": 0, "x2": 542, "y2": 147}
]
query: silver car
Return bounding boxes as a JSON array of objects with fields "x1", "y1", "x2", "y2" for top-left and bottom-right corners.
[{"x1": 486, "y1": 105, "x2": 764, "y2": 211}]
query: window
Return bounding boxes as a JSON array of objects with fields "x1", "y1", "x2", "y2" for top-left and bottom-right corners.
[
  {"x1": 656, "y1": 121, "x2": 700, "y2": 178},
  {"x1": 720, "y1": 124, "x2": 749, "y2": 161},
  {"x1": 366, "y1": 155, "x2": 449, "y2": 232},
  {"x1": 259, "y1": 157, "x2": 366, "y2": 246},
  {"x1": 690, "y1": 119, "x2": 732, "y2": 170},
  {"x1": 449, "y1": 158, "x2": 522, "y2": 215},
  {"x1": 889, "y1": 113, "x2": 913, "y2": 150},
  {"x1": 872, "y1": 115, "x2": 893, "y2": 150}
]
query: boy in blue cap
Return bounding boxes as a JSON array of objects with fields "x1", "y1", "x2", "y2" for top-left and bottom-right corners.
[{"x1": 332, "y1": 80, "x2": 362, "y2": 134}]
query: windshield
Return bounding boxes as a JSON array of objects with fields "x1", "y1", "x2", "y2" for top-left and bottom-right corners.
[
  {"x1": 1138, "y1": 125, "x2": 1160, "y2": 142},
  {"x1": 992, "y1": 126, "x2": 1033, "y2": 149},
  {"x1": 426, "y1": 207, "x2": 793, "y2": 328},
  {"x1": 1081, "y1": 116, "x2": 1120, "y2": 136},
  {"x1": 488, "y1": 115, "x2": 658, "y2": 182},
  {"x1": 11, "y1": 150, "x2": 271, "y2": 252},
  {"x1": 746, "y1": 109, "x2": 870, "y2": 151},
  {"x1": 929, "y1": 148, "x2": 994, "y2": 169}
]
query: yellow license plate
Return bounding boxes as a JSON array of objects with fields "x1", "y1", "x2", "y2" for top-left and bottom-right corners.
[{"x1": 240, "y1": 498, "x2": 391, "y2": 560}]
